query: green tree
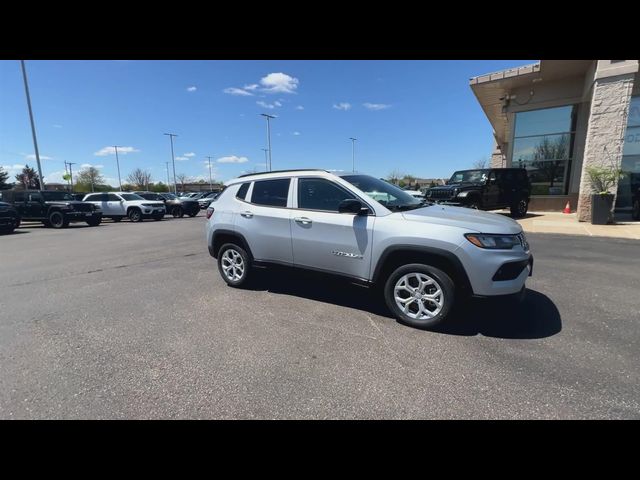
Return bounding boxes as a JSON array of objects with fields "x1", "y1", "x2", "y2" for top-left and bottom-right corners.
[
  {"x1": 0, "y1": 166, "x2": 10, "y2": 189},
  {"x1": 15, "y1": 164, "x2": 40, "y2": 189},
  {"x1": 75, "y1": 166, "x2": 105, "y2": 192}
]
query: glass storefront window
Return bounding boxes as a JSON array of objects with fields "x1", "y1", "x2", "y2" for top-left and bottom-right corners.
[
  {"x1": 615, "y1": 96, "x2": 640, "y2": 211},
  {"x1": 512, "y1": 105, "x2": 577, "y2": 195}
]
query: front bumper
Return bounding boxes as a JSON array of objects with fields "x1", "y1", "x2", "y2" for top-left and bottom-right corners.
[
  {"x1": 65, "y1": 211, "x2": 102, "y2": 222},
  {"x1": 456, "y1": 239, "x2": 533, "y2": 296},
  {"x1": 142, "y1": 207, "x2": 166, "y2": 216}
]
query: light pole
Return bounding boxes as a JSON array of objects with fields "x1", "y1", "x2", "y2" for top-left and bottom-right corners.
[
  {"x1": 20, "y1": 60, "x2": 45, "y2": 191},
  {"x1": 113, "y1": 145, "x2": 123, "y2": 191},
  {"x1": 164, "y1": 162, "x2": 171, "y2": 192},
  {"x1": 164, "y1": 133, "x2": 178, "y2": 194},
  {"x1": 349, "y1": 137, "x2": 357, "y2": 173},
  {"x1": 260, "y1": 114, "x2": 275, "y2": 171},
  {"x1": 261, "y1": 148, "x2": 268, "y2": 171},
  {"x1": 65, "y1": 161, "x2": 76, "y2": 191},
  {"x1": 206, "y1": 156, "x2": 214, "y2": 190}
]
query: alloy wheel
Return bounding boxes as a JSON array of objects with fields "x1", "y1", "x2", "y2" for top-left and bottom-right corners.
[
  {"x1": 221, "y1": 248, "x2": 245, "y2": 282},
  {"x1": 393, "y1": 272, "x2": 444, "y2": 319}
]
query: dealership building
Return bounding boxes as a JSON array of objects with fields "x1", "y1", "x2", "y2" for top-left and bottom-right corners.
[{"x1": 470, "y1": 60, "x2": 639, "y2": 220}]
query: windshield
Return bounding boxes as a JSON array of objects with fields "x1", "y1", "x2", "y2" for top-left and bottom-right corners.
[
  {"x1": 448, "y1": 170, "x2": 489, "y2": 184},
  {"x1": 120, "y1": 193, "x2": 145, "y2": 201},
  {"x1": 42, "y1": 191, "x2": 76, "y2": 201},
  {"x1": 162, "y1": 193, "x2": 178, "y2": 200},
  {"x1": 340, "y1": 175, "x2": 423, "y2": 211}
]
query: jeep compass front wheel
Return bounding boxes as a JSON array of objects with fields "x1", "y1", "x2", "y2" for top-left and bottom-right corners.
[
  {"x1": 217, "y1": 243, "x2": 251, "y2": 287},
  {"x1": 384, "y1": 264, "x2": 454, "y2": 329}
]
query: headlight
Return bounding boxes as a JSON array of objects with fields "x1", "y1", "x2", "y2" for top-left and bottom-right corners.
[{"x1": 465, "y1": 233, "x2": 521, "y2": 250}]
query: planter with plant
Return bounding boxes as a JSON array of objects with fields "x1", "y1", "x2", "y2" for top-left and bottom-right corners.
[{"x1": 586, "y1": 165, "x2": 624, "y2": 225}]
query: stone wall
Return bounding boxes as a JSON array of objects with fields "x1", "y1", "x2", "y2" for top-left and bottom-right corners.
[{"x1": 576, "y1": 74, "x2": 635, "y2": 221}]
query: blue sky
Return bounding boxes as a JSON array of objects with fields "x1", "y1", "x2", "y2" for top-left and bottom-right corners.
[{"x1": 0, "y1": 60, "x2": 534, "y2": 186}]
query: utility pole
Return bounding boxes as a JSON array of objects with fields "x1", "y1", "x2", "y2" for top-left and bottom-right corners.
[
  {"x1": 163, "y1": 133, "x2": 178, "y2": 194},
  {"x1": 206, "y1": 156, "x2": 214, "y2": 190},
  {"x1": 260, "y1": 114, "x2": 275, "y2": 171},
  {"x1": 113, "y1": 145, "x2": 123, "y2": 191},
  {"x1": 20, "y1": 60, "x2": 45, "y2": 191},
  {"x1": 349, "y1": 137, "x2": 357, "y2": 173},
  {"x1": 261, "y1": 148, "x2": 269, "y2": 171},
  {"x1": 68, "y1": 162, "x2": 75, "y2": 191}
]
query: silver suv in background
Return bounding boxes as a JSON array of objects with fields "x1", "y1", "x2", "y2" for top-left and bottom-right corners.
[
  {"x1": 205, "y1": 169, "x2": 533, "y2": 329},
  {"x1": 83, "y1": 192, "x2": 165, "y2": 222}
]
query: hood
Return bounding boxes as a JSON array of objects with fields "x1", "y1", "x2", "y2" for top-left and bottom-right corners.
[
  {"x1": 44, "y1": 200, "x2": 91, "y2": 206},
  {"x1": 401, "y1": 204, "x2": 522, "y2": 234},
  {"x1": 432, "y1": 182, "x2": 482, "y2": 190}
]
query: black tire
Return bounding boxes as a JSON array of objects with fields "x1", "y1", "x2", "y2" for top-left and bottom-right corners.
[
  {"x1": 188, "y1": 210, "x2": 198, "y2": 217},
  {"x1": 48, "y1": 211, "x2": 67, "y2": 229},
  {"x1": 217, "y1": 243, "x2": 251, "y2": 288},
  {"x1": 632, "y1": 198, "x2": 640, "y2": 221},
  {"x1": 172, "y1": 206, "x2": 184, "y2": 218},
  {"x1": 383, "y1": 263, "x2": 455, "y2": 330},
  {"x1": 112, "y1": 217, "x2": 122, "y2": 223},
  {"x1": 86, "y1": 216, "x2": 102, "y2": 227},
  {"x1": 14, "y1": 217, "x2": 21, "y2": 230},
  {"x1": 128, "y1": 208, "x2": 143, "y2": 222},
  {"x1": 510, "y1": 198, "x2": 529, "y2": 218}
]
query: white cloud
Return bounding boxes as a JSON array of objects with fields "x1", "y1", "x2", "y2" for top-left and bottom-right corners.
[
  {"x1": 363, "y1": 102, "x2": 391, "y2": 111},
  {"x1": 295, "y1": 105, "x2": 304, "y2": 110},
  {"x1": 333, "y1": 102, "x2": 351, "y2": 111},
  {"x1": 187, "y1": 86, "x2": 197, "y2": 92},
  {"x1": 80, "y1": 163, "x2": 104, "y2": 169},
  {"x1": 257, "y1": 100, "x2": 281, "y2": 109},
  {"x1": 43, "y1": 170, "x2": 71, "y2": 184},
  {"x1": 224, "y1": 87, "x2": 253, "y2": 96},
  {"x1": 217, "y1": 155, "x2": 248, "y2": 164},
  {"x1": 260, "y1": 72, "x2": 299, "y2": 94},
  {"x1": 94, "y1": 146, "x2": 139, "y2": 156},
  {"x1": 1, "y1": 164, "x2": 26, "y2": 179},
  {"x1": 175, "y1": 156, "x2": 189, "y2": 161},
  {"x1": 184, "y1": 152, "x2": 196, "y2": 157},
  {"x1": 25, "y1": 154, "x2": 53, "y2": 161},
  {"x1": 244, "y1": 84, "x2": 259, "y2": 91},
  {"x1": 293, "y1": 131, "x2": 301, "y2": 136}
]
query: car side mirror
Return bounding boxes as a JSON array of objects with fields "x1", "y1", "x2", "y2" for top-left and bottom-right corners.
[{"x1": 338, "y1": 199, "x2": 368, "y2": 215}]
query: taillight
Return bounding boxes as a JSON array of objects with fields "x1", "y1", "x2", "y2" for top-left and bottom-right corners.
[{"x1": 205, "y1": 206, "x2": 214, "y2": 219}]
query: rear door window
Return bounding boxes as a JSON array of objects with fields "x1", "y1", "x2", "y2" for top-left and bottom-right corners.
[{"x1": 251, "y1": 179, "x2": 291, "y2": 207}]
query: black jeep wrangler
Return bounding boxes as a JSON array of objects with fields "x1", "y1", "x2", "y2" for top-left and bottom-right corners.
[
  {"x1": 425, "y1": 168, "x2": 531, "y2": 218},
  {"x1": 0, "y1": 201, "x2": 21, "y2": 234},
  {"x1": 1, "y1": 190, "x2": 102, "y2": 228}
]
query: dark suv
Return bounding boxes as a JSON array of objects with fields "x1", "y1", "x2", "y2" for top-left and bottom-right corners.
[
  {"x1": 0, "y1": 201, "x2": 21, "y2": 234},
  {"x1": 425, "y1": 168, "x2": 531, "y2": 218},
  {"x1": 1, "y1": 190, "x2": 102, "y2": 228},
  {"x1": 134, "y1": 192, "x2": 200, "y2": 218}
]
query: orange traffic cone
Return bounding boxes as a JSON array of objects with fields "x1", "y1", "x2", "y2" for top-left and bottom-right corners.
[{"x1": 563, "y1": 200, "x2": 571, "y2": 214}]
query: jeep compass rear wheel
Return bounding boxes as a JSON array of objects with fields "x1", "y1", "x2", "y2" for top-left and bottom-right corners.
[
  {"x1": 384, "y1": 264, "x2": 454, "y2": 329},
  {"x1": 510, "y1": 198, "x2": 528, "y2": 218},
  {"x1": 217, "y1": 243, "x2": 251, "y2": 287}
]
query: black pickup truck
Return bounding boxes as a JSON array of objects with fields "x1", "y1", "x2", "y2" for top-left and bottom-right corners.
[
  {"x1": 425, "y1": 168, "x2": 531, "y2": 218},
  {"x1": 0, "y1": 201, "x2": 21, "y2": 234},
  {"x1": 1, "y1": 190, "x2": 102, "y2": 228}
]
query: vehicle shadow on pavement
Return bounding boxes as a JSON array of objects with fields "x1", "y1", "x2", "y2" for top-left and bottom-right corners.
[
  {"x1": 434, "y1": 289, "x2": 562, "y2": 339},
  {"x1": 248, "y1": 269, "x2": 561, "y2": 339}
]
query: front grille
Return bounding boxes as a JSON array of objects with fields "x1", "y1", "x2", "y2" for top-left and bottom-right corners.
[
  {"x1": 427, "y1": 189, "x2": 453, "y2": 200},
  {"x1": 73, "y1": 203, "x2": 93, "y2": 212}
]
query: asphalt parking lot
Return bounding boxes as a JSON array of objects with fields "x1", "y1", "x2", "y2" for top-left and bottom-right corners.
[{"x1": 1, "y1": 216, "x2": 639, "y2": 419}]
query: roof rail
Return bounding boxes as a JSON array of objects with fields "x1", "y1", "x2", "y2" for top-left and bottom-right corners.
[{"x1": 237, "y1": 168, "x2": 329, "y2": 179}]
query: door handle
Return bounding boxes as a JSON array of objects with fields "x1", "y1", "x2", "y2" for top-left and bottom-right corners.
[
  {"x1": 240, "y1": 211, "x2": 253, "y2": 218},
  {"x1": 294, "y1": 217, "x2": 312, "y2": 225}
]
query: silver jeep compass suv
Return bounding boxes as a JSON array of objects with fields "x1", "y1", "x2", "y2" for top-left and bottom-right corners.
[{"x1": 205, "y1": 169, "x2": 533, "y2": 329}]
